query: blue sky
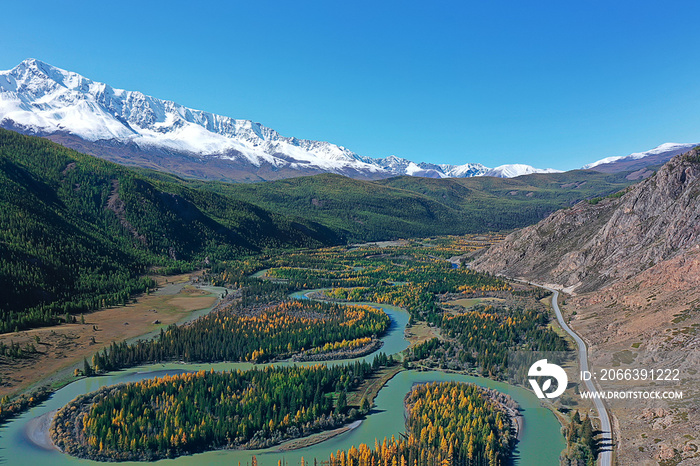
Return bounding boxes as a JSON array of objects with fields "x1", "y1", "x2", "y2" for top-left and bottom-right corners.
[{"x1": 2, "y1": 1, "x2": 700, "y2": 170}]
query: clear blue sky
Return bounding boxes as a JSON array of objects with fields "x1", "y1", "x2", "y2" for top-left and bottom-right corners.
[{"x1": 2, "y1": 1, "x2": 700, "y2": 170}]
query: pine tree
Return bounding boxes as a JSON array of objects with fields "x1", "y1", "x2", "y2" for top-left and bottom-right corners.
[{"x1": 83, "y1": 358, "x2": 93, "y2": 376}]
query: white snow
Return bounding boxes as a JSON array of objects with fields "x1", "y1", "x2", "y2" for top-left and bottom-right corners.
[
  {"x1": 582, "y1": 143, "x2": 698, "y2": 169},
  {"x1": 0, "y1": 58, "x2": 562, "y2": 179},
  {"x1": 441, "y1": 163, "x2": 489, "y2": 178},
  {"x1": 0, "y1": 59, "x2": 396, "y2": 175},
  {"x1": 483, "y1": 164, "x2": 562, "y2": 178}
]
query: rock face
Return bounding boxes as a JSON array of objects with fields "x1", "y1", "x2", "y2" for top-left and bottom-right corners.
[
  {"x1": 475, "y1": 149, "x2": 700, "y2": 465},
  {"x1": 472, "y1": 148, "x2": 700, "y2": 293}
]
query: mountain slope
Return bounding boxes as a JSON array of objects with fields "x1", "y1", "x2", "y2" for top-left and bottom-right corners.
[
  {"x1": 483, "y1": 164, "x2": 561, "y2": 178},
  {"x1": 377, "y1": 169, "x2": 632, "y2": 209},
  {"x1": 163, "y1": 167, "x2": 634, "y2": 241},
  {"x1": 472, "y1": 147, "x2": 700, "y2": 293},
  {"x1": 0, "y1": 129, "x2": 337, "y2": 332},
  {"x1": 0, "y1": 59, "x2": 557, "y2": 181},
  {"x1": 0, "y1": 59, "x2": 391, "y2": 181},
  {"x1": 0, "y1": 128, "x2": 635, "y2": 332},
  {"x1": 583, "y1": 142, "x2": 697, "y2": 176},
  {"x1": 472, "y1": 149, "x2": 700, "y2": 466},
  {"x1": 2, "y1": 59, "x2": 694, "y2": 182}
]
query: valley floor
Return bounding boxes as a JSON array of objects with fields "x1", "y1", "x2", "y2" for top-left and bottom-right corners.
[
  {"x1": 0, "y1": 271, "x2": 219, "y2": 398},
  {"x1": 2, "y1": 236, "x2": 570, "y2": 466}
]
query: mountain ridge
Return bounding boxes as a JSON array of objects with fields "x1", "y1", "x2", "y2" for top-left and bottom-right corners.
[
  {"x1": 2, "y1": 58, "x2": 694, "y2": 183},
  {"x1": 0, "y1": 59, "x2": 570, "y2": 181},
  {"x1": 0, "y1": 128, "x2": 636, "y2": 331},
  {"x1": 472, "y1": 148, "x2": 700, "y2": 293},
  {"x1": 582, "y1": 142, "x2": 698, "y2": 170},
  {"x1": 471, "y1": 147, "x2": 700, "y2": 466}
]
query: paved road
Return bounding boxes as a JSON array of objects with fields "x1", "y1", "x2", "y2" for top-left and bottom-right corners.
[
  {"x1": 544, "y1": 286, "x2": 614, "y2": 466},
  {"x1": 462, "y1": 263, "x2": 613, "y2": 464}
]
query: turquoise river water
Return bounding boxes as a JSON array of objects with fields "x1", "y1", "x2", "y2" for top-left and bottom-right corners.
[{"x1": 0, "y1": 289, "x2": 564, "y2": 465}]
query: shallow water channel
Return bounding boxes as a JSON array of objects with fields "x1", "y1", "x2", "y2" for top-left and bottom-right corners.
[{"x1": 0, "y1": 289, "x2": 564, "y2": 465}]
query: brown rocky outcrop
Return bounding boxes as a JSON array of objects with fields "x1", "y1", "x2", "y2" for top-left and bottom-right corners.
[
  {"x1": 473, "y1": 149, "x2": 700, "y2": 465},
  {"x1": 472, "y1": 149, "x2": 700, "y2": 293}
]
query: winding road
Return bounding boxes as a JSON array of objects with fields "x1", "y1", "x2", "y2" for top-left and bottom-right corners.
[{"x1": 544, "y1": 286, "x2": 614, "y2": 466}]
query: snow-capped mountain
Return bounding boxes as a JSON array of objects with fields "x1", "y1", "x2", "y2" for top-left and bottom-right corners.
[
  {"x1": 0, "y1": 59, "x2": 562, "y2": 181},
  {"x1": 5, "y1": 59, "x2": 682, "y2": 182},
  {"x1": 366, "y1": 156, "x2": 489, "y2": 178},
  {"x1": 582, "y1": 143, "x2": 698, "y2": 171},
  {"x1": 483, "y1": 164, "x2": 561, "y2": 178},
  {"x1": 442, "y1": 163, "x2": 490, "y2": 178},
  {"x1": 0, "y1": 59, "x2": 391, "y2": 175}
]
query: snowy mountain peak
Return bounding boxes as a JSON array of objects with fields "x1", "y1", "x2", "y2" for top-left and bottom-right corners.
[
  {"x1": 582, "y1": 143, "x2": 698, "y2": 169},
  {"x1": 1, "y1": 59, "x2": 378, "y2": 170},
  {"x1": 13, "y1": 58, "x2": 68, "y2": 83},
  {"x1": 1, "y1": 58, "x2": 560, "y2": 181},
  {"x1": 484, "y1": 164, "x2": 562, "y2": 178},
  {"x1": 441, "y1": 163, "x2": 489, "y2": 178}
]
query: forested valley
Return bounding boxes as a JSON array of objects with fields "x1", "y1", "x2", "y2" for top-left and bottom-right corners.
[
  {"x1": 41, "y1": 238, "x2": 573, "y2": 463},
  {"x1": 205, "y1": 242, "x2": 569, "y2": 379},
  {"x1": 87, "y1": 296, "x2": 390, "y2": 372},
  {"x1": 1, "y1": 128, "x2": 632, "y2": 335},
  {"x1": 1, "y1": 172, "x2": 583, "y2": 464},
  {"x1": 0, "y1": 129, "x2": 335, "y2": 333},
  {"x1": 53, "y1": 358, "x2": 394, "y2": 461}
]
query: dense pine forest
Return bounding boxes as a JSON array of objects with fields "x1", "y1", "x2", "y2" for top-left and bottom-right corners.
[
  {"x1": 213, "y1": 243, "x2": 512, "y2": 324},
  {"x1": 562, "y1": 411, "x2": 597, "y2": 466},
  {"x1": 433, "y1": 304, "x2": 568, "y2": 377},
  {"x1": 42, "y1": 238, "x2": 575, "y2": 464},
  {"x1": 1, "y1": 128, "x2": 633, "y2": 334},
  {"x1": 88, "y1": 297, "x2": 389, "y2": 371},
  {"x1": 0, "y1": 129, "x2": 335, "y2": 332},
  {"x1": 328, "y1": 382, "x2": 514, "y2": 466},
  {"x1": 169, "y1": 166, "x2": 634, "y2": 240},
  {"x1": 53, "y1": 359, "x2": 389, "y2": 461},
  {"x1": 202, "y1": 244, "x2": 568, "y2": 379}
]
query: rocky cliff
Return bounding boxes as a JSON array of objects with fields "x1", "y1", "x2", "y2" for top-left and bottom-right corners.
[
  {"x1": 474, "y1": 148, "x2": 700, "y2": 464},
  {"x1": 472, "y1": 148, "x2": 700, "y2": 293}
]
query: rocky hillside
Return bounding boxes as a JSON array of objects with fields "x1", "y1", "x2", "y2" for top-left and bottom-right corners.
[
  {"x1": 474, "y1": 147, "x2": 700, "y2": 465},
  {"x1": 472, "y1": 148, "x2": 700, "y2": 293}
]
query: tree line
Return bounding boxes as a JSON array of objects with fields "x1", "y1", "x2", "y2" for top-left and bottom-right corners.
[
  {"x1": 327, "y1": 381, "x2": 513, "y2": 466},
  {"x1": 85, "y1": 297, "x2": 389, "y2": 373},
  {"x1": 53, "y1": 357, "x2": 392, "y2": 461},
  {"x1": 0, "y1": 129, "x2": 334, "y2": 333},
  {"x1": 562, "y1": 411, "x2": 597, "y2": 466}
]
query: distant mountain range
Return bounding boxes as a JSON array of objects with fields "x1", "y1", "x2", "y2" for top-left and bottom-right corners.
[
  {"x1": 0, "y1": 128, "x2": 635, "y2": 326},
  {"x1": 0, "y1": 59, "x2": 695, "y2": 182},
  {"x1": 582, "y1": 142, "x2": 698, "y2": 179}
]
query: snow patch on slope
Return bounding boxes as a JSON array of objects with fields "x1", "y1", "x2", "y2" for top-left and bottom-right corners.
[
  {"x1": 484, "y1": 164, "x2": 562, "y2": 178},
  {"x1": 0, "y1": 58, "x2": 563, "y2": 179},
  {"x1": 582, "y1": 143, "x2": 698, "y2": 169}
]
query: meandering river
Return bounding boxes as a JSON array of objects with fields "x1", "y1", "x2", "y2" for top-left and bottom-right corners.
[{"x1": 0, "y1": 288, "x2": 564, "y2": 465}]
